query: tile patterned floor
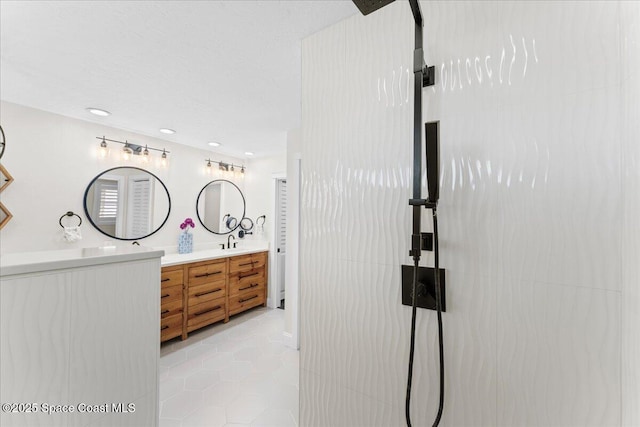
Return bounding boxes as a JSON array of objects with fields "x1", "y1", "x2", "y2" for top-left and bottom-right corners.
[{"x1": 160, "y1": 307, "x2": 299, "y2": 427}]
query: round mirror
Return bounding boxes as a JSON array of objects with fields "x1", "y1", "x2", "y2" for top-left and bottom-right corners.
[
  {"x1": 196, "y1": 179, "x2": 245, "y2": 234},
  {"x1": 0, "y1": 125, "x2": 6, "y2": 159},
  {"x1": 83, "y1": 167, "x2": 171, "y2": 240},
  {"x1": 240, "y1": 217, "x2": 254, "y2": 231}
]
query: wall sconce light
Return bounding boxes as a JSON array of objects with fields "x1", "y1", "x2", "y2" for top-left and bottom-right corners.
[
  {"x1": 142, "y1": 145, "x2": 150, "y2": 164},
  {"x1": 96, "y1": 136, "x2": 170, "y2": 167},
  {"x1": 98, "y1": 136, "x2": 109, "y2": 158},
  {"x1": 161, "y1": 149, "x2": 168, "y2": 167},
  {"x1": 122, "y1": 141, "x2": 133, "y2": 161},
  {"x1": 204, "y1": 159, "x2": 245, "y2": 178}
]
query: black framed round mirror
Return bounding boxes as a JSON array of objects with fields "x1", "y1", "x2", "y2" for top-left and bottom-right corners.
[
  {"x1": 83, "y1": 166, "x2": 171, "y2": 240},
  {"x1": 240, "y1": 217, "x2": 254, "y2": 231},
  {"x1": 196, "y1": 179, "x2": 245, "y2": 235},
  {"x1": 0, "y1": 125, "x2": 6, "y2": 159}
]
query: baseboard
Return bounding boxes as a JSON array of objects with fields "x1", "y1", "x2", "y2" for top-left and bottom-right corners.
[{"x1": 282, "y1": 331, "x2": 298, "y2": 350}]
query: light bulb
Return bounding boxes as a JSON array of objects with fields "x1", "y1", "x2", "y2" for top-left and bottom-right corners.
[
  {"x1": 160, "y1": 150, "x2": 168, "y2": 167},
  {"x1": 98, "y1": 138, "x2": 108, "y2": 159},
  {"x1": 141, "y1": 145, "x2": 150, "y2": 163},
  {"x1": 122, "y1": 143, "x2": 133, "y2": 161}
]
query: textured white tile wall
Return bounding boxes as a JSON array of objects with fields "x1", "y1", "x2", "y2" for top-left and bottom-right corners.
[{"x1": 301, "y1": 1, "x2": 639, "y2": 426}]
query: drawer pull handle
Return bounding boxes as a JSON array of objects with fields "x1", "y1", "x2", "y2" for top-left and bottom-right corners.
[
  {"x1": 239, "y1": 283, "x2": 260, "y2": 291},
  {"x1": 195, "y1": 288, "x2": 222, "y2": 297},
  {"x1": 193, "y1": 306, "x2": 222, "y2": 316},
  {"x1": 161, "y1": 325, "x2": 169, "y2": 330},
  {"x1": 238, "y1": 261, "x2": 257, "y2": 267},
  {"x1": 194, "y1": 271, "x2": 222, "y2": 278},
  {"x1": 161, "y1": 278, "x2": 171, "y2": 282},
  {"x1": 239, "y1": 295, "x2": 258, "y2": 303},
  {"x1": 161, "y1": 294, "x2": 170, "y2": 299},
  {"x1": 161, "y1": 310, "x2": 170, "y2": 315},
  {"x1": 239, "y1": 272, "x2": 260, "y2": 279}
]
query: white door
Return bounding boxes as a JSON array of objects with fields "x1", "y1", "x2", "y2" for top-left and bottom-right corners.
[{"x1": 275, "y1": 178, "x2": 287, "y2": 306}]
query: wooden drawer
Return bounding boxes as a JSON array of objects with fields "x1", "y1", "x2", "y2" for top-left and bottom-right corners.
[
  {"x1": 229, "y1": 252, "x2": 266, "y2": 274},
  {"x1": 188, "y1": 281, "x2": 226, "y2": 306},
  {"x1": 229, "y1": 269, "x2": 265, "y2": 296},
  {"x1": 187, "y1": 299, "x2": 226, "y2": 332},
  {"x1": 161, "y1": 313, "x2": 183, "y2": 342},
  {"x1": 161, "y1": 268, "x2": 183, "y2": 289},
  {"x1": 161, "y1": 297, "x2": 183, "y2": 319},
  {"x1": 188, "y1": 261, "x2": 227, "y2": 287},
  {"x1": 228, "y1": 290, "x2": 265, "y2": 316},
  {"x1": 160, "y1": 283, "x2": 183, "y2": 304}
]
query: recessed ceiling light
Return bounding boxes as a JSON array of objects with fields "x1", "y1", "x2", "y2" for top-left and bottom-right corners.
[
  {"x1": 245, "y1": 151, "x2": 254, "y2": 156},
  {"x1": 208, "y1": 142, "x2": 221, "y2": 147},
  {"x1": 159, "y1": 128, "x2": 176, "y2": 135},
  {"x1": 87, "y1": 108, "x2": 110, "y2": 117}
]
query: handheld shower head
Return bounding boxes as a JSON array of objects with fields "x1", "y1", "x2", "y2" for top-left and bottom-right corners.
[
  {"x1": 351, "y1": 0, "x2": 396, "y2": 15},
  {"x1": 425, "y1": 121, "x2": 440, "y2": 205}
]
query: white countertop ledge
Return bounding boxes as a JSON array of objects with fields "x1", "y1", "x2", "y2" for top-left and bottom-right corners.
[
  {"x1": 1, "y1": 246, "x2": 165, "y2": 277},
  {"x1": 161, "y1": 244, "x2": 268, "y2": 267}
]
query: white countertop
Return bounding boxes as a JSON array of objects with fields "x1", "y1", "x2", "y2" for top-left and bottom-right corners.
[
  {"x1": 160, "y1": 241, "x2": 269, "y2": 267},
  {"x1": 0, "y1": 246, "x2": 165, "y2": 277}
]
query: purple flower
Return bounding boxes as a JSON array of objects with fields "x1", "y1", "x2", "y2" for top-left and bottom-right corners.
[{"x1": 180, "y1": 218, "x2": 196, "y2": 230}]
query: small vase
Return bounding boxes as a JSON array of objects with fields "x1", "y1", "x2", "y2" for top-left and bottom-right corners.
[{"x1": 178, "y1": 231, "x2": 193, "y2": 254}]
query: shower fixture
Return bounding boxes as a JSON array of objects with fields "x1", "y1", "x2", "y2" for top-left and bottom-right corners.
[{"x1": 350, "y1": 1, "x2": 445, "y2": 426}]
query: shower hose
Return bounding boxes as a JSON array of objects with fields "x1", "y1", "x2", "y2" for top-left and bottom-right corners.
[{"x1": 405, "y1": 206, "x2": 445, "y2": 427}]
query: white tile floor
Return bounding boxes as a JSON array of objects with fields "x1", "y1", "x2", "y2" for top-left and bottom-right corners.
[{"x1": 160, "y1": 307, "x2": 299, "y2": 427}]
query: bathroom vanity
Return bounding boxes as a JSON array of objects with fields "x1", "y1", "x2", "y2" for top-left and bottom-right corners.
[
  {"x1": 160, "y1": 246, "x2": 268, "y2": 342},
  {"x1": 0, "y1": 246, "x2": 164, "y2": 427}
]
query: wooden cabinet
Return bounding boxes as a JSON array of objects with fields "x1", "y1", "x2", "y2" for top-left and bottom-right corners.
[
  {"x1": 186, "y1": 259, "x2": 227, "y2": 333},
  {"x1": 160, "y1": 265, "x2": 185, "y2": 342},
  {"x1": 161, "y1": 251, "x2": 268, "y2": 343},
  {"x1": 228, "y1": 252, "x2": 267, "y2": 316}
]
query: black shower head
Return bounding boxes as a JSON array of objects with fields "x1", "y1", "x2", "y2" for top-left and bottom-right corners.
[{"x1": 351, "y1": 0, "x2": 396, "y2": 16}]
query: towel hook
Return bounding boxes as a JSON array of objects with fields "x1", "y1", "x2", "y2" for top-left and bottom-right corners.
[{"x1": 59, "y1": 211, "x2": 82, "y2": 228}]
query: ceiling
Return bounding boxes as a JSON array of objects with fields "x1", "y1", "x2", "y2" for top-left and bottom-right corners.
[{"x1": 0, "y1": 0, "x2": 356, "y2": 158}]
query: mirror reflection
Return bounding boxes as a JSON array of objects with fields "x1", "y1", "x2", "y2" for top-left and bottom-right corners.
[
  {"x1": 196, "y1": 179, "x2": 245, "y2": 234},
  {"x1": 84, "y1": 167, "x2": 171, "y2": 240}
]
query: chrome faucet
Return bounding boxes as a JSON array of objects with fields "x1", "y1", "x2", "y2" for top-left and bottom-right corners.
[{"x1": 227, "y1": 234, "x2": 236, "y2": 249}]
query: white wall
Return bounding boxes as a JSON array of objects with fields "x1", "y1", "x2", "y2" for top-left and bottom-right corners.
[
  {"x1": 0, "y1": 101, "x2": 279, "y2": 254},
  {"x1": 300, "y1": 1, "x2": 640, "y2": 426},
  {"x1": 243, "y1": 152, "x2": 286, "y2": 241}
]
